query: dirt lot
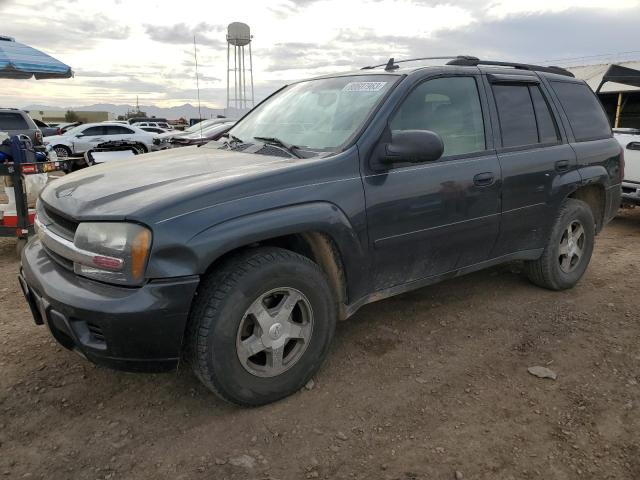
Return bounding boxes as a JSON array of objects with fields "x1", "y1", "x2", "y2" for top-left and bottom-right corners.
[{"x1": 1, "y1": 210, "x2": 639, "y2": 480}]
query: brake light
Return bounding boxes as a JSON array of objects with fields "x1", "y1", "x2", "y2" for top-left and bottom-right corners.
[
  {"x1": 57, "y1": 128, "x2": 62, "y2": 135},
  {"x1": 620, "y1": 145, "x2": 625, "y2": 181}
]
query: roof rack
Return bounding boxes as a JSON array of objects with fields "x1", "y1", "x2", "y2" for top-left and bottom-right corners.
[{"x1": 362, "y1": 55, "x2": 575, "y2": 78}]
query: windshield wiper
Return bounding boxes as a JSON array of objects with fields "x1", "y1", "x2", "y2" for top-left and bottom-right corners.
[
  {"x1": 253, "y1": 136, "x2": 302, "y2": 158},
  {"x1": 220, "y1": 132, "x2": 244, "y2": 144}
]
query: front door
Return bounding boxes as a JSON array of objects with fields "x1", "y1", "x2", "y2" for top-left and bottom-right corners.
[
  {"x1": 363, "y1": 75, "x2": 502, "y2": 291},
  {"x1": 72, "y1": 126, "x2": 106, "y2": 153}
]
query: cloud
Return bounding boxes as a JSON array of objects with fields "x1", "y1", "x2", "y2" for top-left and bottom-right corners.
[
  {"x1": 144, "y1": 22, "x2": 225, "y2": 48},
  {"x1": 0, "y1": 13, "x2": 129, "y2": 53}
]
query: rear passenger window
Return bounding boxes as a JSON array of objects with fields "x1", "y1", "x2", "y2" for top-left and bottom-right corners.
[
  {"x1": 390, "y1": 76, "x2": 486, "y2": 157},
  {"x1": 0, "y1": 112, "x2": 29, "y2": 130},
  {"x1": 530, "y1": 87, "x2": 560, "y2": 144},
  {"x1": 551, "y1": 81, "x2": 611, "y2": 142},
  {"x1": 493, "y1": 84, "x2": 560, "y2": 148},
  {"x1": 493, "y1": 85, "x2": 538, "y2": 147}
]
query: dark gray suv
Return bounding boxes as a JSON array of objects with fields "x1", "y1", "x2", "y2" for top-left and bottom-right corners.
[
  {"x1": 0, "y1": 108, "x2": 42, "y2": 145},
  {"x1": 20, "y1": 56, "x2": 622, "y2": 406}
]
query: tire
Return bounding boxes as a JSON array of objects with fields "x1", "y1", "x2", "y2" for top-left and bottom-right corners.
[
  {"x1": 53, "y1": 145, "x2": 71, "y2": 158},
  {"x1": 132, "y1": 143, "x2": 147, "y2": 154},
  {"x1": 525, "y1": 198, "x2": 595, "y2": 290},
  {"x1": 186, "y1": 247, "x2": 337, "y2": 406}
]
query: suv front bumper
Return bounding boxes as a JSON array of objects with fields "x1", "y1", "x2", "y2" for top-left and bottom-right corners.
[{"x1": 19, "y1": 238, "x2": 199, "y2": 372}]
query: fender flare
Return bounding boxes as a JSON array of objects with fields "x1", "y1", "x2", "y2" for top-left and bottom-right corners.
[{"x1": 180, "y1": 202, "x2": 369, "y2": 296}]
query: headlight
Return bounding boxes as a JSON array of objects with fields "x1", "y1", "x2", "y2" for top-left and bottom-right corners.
[{"x1": 73, "y1": 222, "x2": 152, "y2": 285}]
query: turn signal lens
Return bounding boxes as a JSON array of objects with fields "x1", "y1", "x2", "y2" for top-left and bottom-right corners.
[{"x1": 131, "y1": 228, "x2": 152, "y2": 282}]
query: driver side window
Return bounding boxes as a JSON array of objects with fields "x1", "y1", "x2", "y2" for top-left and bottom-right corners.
[{"x1": 390, "y1": 77, "x2": 486, "y2": 157}]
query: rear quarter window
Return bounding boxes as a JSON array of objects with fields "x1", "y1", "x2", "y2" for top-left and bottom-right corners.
[
  {"x1": 551, "y1": 81, "x2": 611, "y2": 142},
  {"x1": 0, "y1": 112, "x2": 29, "y2": 130}
]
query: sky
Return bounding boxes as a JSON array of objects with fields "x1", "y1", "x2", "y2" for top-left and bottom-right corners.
[{"x1": 1, "y1": 0, "x2": 640, "y2": 109}]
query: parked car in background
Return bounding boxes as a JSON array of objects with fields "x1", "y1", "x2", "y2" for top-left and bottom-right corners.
[
  {"x1": 31, "y1": 118, "x2": 59, "y2": 137},
  {"x1": 43, "y1": 122, "x2": 157, "y2": 158},
  {"x1": 55, "y1": 122, "x2": 83, "y2": 135},
  {"x1": 136, "y1": 121, "x2": 173, "y2": 130},
  {"x1": 614, "y1": 128, "x2": 640, "y2": 206},
  {"x1": 21, "y1": 57, "x2": 622, "y2": 406},
  {"x1": 153, "y1": 118, "x2": 235, "y2": 147},
  {"x1": 168, "y1": 121, "x2": 235, "y2": 147},
  {"x1": 140, "y1": 126, "x2": 170, "y2": 134},
  {"x1": 0, "y1": 108, "x2": 42, "y2": 145}
]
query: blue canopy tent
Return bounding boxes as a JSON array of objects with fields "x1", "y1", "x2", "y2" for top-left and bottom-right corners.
[{"x1": 0, "y1": 35, "x2": 72, "y2": 79}]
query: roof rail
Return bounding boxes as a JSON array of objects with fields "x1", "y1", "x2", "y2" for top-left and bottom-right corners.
[
  {"x1": 361, "y1": 56, "x2": 471, "y2": 71},
  {"x1": 361, "y1": 55, "x2": 575, "y2": 78},
  {"x1": 445, "y1": 57, "x2": 574, "y2": 77}
]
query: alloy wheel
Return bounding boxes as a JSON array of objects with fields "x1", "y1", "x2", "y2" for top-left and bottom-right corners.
[
  {"x1": 558, "y1": 220, "x2": 586, "y2": 273},
  {"x1": 236, "y1": 287, "x2": 313, "y2": 378}
]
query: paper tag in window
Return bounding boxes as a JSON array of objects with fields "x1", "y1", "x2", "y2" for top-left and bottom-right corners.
[{"x1": 342, "y1": 81, "x2": 387, "y2": 92}]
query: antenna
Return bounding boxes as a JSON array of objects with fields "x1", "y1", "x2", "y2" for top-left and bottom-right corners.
[{"x1": 193, "y1": 36, "x2": 203, "y2": 140}]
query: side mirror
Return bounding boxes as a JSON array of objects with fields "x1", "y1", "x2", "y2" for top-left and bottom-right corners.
[
  {"x1": 385, "y1": 129, "x2": 444, "y2": 164},
  {"x1": 75, "y1": 133, "x2": 84, "y2": 138}
]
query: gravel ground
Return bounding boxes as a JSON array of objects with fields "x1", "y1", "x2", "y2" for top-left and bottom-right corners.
[{"x1": 1, "y1": 209, "x2": 639, "y2": 480}]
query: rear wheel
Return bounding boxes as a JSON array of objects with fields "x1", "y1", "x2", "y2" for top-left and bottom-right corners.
[
  {"x1": 525, "y1": 199, "x2": 595, "y2": 290},
  {"x1": 186, "y1": 247, "x2": 337, "y2": 406},
  {"x1": 132, "y1": 143, "x2": 147, "y2": 154}
]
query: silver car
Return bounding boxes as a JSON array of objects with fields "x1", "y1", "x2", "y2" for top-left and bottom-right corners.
[{"x1": 0, "y1": 108, "x2": 42, "y2": 145}]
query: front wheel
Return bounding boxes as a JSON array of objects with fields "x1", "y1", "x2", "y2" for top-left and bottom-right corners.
[
  {"x1": 186, "y1": 247, "x2": 337, "y2": 406},
  {"x1": 53, "y1": 145, "x2": 71, "y2": 158},
  {"x1": 525, "y1": 198, "x2": 595, "y2": 290}
]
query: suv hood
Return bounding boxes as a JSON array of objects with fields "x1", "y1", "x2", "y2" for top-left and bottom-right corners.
[{"x1": 40, "y1": 145, "x2": 301, "y2": 222}]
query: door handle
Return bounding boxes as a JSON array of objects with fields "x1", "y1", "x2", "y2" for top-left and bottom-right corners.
[
  {"x1": 555, "y1": 160, "x2": 570, "y2": 172},
  {"x1": 473, "y1": 172, "x2": 495, "y2": 187}
]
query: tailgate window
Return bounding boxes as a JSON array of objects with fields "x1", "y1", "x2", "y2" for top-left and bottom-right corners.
[{"x1": 0, "y1": 112, "x2": 29, "y2": 130}]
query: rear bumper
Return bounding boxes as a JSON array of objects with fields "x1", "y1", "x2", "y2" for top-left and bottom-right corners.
[
  {"x1": 20, "y1": 238, "x2": 200, "y2": 372},
  {"x1": 621, "y1": 181, "x2": 640, "y2": 205}
]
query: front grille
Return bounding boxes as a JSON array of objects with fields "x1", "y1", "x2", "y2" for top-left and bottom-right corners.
[
  {"x1": 42, "y1": 244, "x2": 74, "y2": 271},
  {"x1": 38, "y1": 202, "x2": 78, "y2": 241}
]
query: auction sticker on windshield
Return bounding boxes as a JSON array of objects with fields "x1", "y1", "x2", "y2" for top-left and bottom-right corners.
[{"x1": 342, "y1": 81, "x2": 388, "y2": 92}]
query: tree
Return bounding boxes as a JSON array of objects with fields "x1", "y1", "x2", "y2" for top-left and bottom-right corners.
[{"x1": 65, "y1": 110, "x2": 80, "y2": 122}]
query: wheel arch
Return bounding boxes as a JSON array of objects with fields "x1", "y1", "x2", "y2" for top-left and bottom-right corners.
[
  {"x1": 184, "y1": 202, "x2": 369, "y2": 319},
  {"x1": 567, "y1": 183, "x2": 606, "y2": 233}
]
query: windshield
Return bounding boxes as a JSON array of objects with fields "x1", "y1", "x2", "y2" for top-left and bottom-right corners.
[{"x1": 230, "y1": 75, "x2": 397, "y2": 151}]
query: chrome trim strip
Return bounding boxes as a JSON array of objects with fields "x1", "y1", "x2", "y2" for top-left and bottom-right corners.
[{"x1": 35, "y1": 217, "x2": 123, "y2": 270}]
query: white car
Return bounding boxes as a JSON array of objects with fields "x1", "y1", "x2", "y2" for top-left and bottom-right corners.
[
  {"x1": 135, "y1": 121, "x2": 173, "y2": 130},
  {"x1": 44, "y1": 122, "x2": 157, "y2": 158},
  {"x1": 614, "y1": 129, "x2": 640, "y2": 206}
]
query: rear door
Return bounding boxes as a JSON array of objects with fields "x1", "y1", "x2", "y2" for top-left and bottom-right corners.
[
  {"x1": 363, "y1": 74, "x2": 501, "y2": 291},
  {"x1": 484, "y1": 73, "x2": 578, "y2": 257},
  {"x1": 104, "y1": 125, "x2": 138, "y2": 141}
]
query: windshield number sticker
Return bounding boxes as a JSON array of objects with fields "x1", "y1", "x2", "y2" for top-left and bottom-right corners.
[{"x1": 342, "y1": 82, "x2": 387, "y2": 92}]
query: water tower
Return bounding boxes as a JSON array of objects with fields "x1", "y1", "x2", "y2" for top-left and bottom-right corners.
[{"x1": 226, "y1": 22, "x2": 254, "y2": 111}]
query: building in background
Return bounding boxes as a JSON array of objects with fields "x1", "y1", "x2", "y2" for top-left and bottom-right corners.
[
  {"x1": 25, "y1": 110, "x2": 114, "y2": 123},
  {"x1": 569, "y1": 61, "x2": 640, "y2": 129}
]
